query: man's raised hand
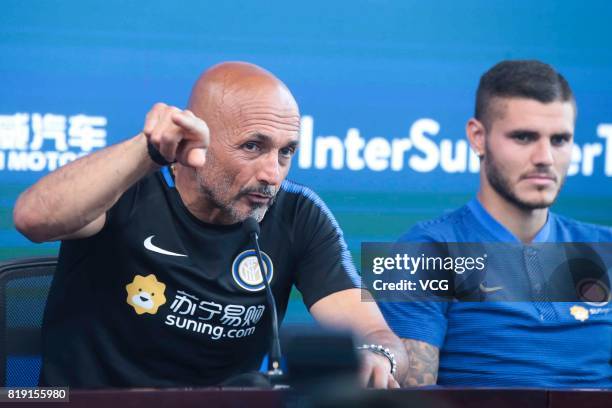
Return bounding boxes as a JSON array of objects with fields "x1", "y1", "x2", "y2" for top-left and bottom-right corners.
[{"x1": 143, "y1": 103, "x2": 209, "y2": 168}]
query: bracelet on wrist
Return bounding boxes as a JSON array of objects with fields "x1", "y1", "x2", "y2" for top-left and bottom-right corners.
[
  {"x1": 357, "y1": 344, "x2": 397, "y2": 376},
  {"x1": 147, "y1": 141, "x2": 174, "y2": 166}
]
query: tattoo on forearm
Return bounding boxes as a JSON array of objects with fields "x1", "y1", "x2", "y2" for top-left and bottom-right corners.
[{"x1": 401, "y1": 338, "x2": 439, "y2": 386}]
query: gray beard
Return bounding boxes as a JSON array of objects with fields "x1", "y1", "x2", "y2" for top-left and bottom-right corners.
[{"x1": 194, "y1": 169, "x2": 276, "y2": 224}]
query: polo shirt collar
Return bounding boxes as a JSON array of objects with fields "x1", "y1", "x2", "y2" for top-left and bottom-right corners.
[{"x1": 467, "y1": 198, "x2": 552, "y2": 243}]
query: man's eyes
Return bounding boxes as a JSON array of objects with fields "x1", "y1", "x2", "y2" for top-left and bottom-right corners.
[
  {"x1": 280, "y1": 146, "x2": 296, "y2": 157},
  {"x1": 551, "y1": 135, "x2": 571, "y2": 146},
  {"x1": 242, "y1": 142, "x2": 260, "y2": 152},
  {"x1": 511, "y1": 133, "x2": 535, "y2": 143},
  {"x1": 510, "y1": 133, "x2": 570, "y2": 146},
  {"x1": 242, "y1": 142, "x2": 296, "y2": 158}
]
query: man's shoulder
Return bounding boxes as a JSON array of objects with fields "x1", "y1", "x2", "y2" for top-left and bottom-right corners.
[
  {"x1": 279, "y1": 179, "x2": 322, "y2": 201},
  {"x1": 273, "y1": 179, "x2": 346, "y2": 239},
  {"x1": 277, "y1": 180, "x2": 331, "y2": 215},
  {"x1": 551, "y1": 213, "x2": 612, "y2": 242},
  {"x1": 399, "y1": 204, "x2": 473, "y2": 242}
]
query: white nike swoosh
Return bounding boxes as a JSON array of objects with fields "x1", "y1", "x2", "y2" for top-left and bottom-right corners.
[
  {"x1": 144, "y1": 235, "x2": 187, "y2": 257},
  {"x1": 479, "y1": 283, "x2": 503, "y2": 293}
]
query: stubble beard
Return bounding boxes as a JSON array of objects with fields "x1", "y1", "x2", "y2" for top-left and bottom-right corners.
[
  {"x1": 194, "y1": 158, "x2": 278, "y2": 224},
  {"x1": 484, "y1": 142, "x2": 565, "y2": 211}
]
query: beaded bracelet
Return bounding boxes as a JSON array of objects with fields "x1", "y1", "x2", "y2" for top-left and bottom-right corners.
[{"x1": 357, "y1": 344, "x2": 397, "y2": 376}]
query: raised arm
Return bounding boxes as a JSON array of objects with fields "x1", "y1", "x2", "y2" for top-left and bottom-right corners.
[
  {"x1": 401, "y1": 338, "x2": 439, "y2": 386},
  {"x1": 13, "y1": 103, "x2": 209, "y2": 242}
]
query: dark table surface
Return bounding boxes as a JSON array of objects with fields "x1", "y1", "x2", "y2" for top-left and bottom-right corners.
[{"x1": 2, "y1": 387, "x2": 610, "y2": 407}]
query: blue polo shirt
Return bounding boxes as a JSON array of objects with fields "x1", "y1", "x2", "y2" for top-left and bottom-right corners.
[{"x1": 379, "y1": 198, "x2": 612, "y2": 388}]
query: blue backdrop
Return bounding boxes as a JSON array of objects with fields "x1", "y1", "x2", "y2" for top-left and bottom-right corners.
[{"x1": 1, "y1": 0, "x2": 611, "y2": 323}]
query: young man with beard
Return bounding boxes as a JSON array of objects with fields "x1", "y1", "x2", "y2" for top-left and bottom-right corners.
[
  {"x1": 14, "y1": 62, "x2": 407, "y2": 388},
  {"x1": 379, "y1": 60, "x2": 612, "y2": 388}
]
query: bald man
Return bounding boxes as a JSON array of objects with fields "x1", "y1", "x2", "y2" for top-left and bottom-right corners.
[{"x1": 14, "y1": 62, "x2": 407, "y2": 389}]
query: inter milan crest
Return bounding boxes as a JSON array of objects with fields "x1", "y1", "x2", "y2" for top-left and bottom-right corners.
[{"x1": 231, "y1": 249, "x2": 274, "y2": 292}]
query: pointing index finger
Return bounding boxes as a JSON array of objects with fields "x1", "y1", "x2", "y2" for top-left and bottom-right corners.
[{"x1": 171, "y1": 111, "x2": 209, "y2": 143}]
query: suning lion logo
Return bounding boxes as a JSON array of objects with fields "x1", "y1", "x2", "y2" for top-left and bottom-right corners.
[
  {"x1": 125, "y1": 274, "x2": 167, "y2": 315},
  {"x1": 569, "y1": 305, "x2": 589, "y2": 322}
]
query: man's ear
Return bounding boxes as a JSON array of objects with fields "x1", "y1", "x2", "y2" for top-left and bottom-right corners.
[{"x1": 466, "y1": 118, "x2": 486, "y2": 158}]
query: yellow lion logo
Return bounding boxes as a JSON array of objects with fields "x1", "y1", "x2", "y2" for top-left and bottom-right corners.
[
  {"x1": 569, "y1": 305, "x2": 589, "y2": 322},
  {"x1": 125, "y1": 274, "x2": 167, "y2": 315}
]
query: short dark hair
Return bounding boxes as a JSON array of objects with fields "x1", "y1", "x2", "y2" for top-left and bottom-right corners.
[{"x1": 475, "y1": 60, "x2": 575, "y2": 129}]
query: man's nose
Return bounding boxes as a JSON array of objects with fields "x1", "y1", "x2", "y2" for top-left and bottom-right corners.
[
  {"x1": 532, "y1": 139, "x2": 554, "y2": 166},
  {"x1": 256, "y1": 152, "x2": 282, "y2": 186}
]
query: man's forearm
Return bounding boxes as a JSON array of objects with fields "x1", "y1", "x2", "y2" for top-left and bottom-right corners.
[
  {"x1": 401, "y1": 338, "x2": 439, "y2": 386},
  {"x1": 309, "y1": 289, "x2": 410, "y2": 386},
  {"x1": 362, "y1": 328, "x2": 410, "y2": 383},
  {"x1": 14, "y1": 133, "x2": 157, "y2": 242}
]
